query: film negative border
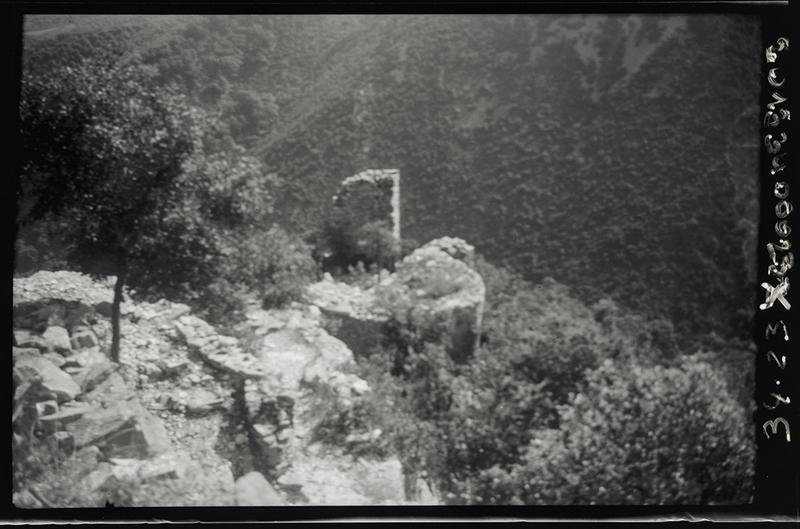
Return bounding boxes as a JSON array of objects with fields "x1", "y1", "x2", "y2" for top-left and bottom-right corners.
[{"x1": 755, "y1": 13, "x2": 798, "y2": 513}]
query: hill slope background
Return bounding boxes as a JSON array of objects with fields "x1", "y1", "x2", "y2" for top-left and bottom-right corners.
[{"x1": 22, "y1": 13, "x2": 761, "y2": 344}]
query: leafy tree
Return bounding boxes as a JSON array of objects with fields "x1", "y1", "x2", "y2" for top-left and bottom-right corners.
[{"x1": 18, "y1": 58, "x2": 274, "y2": 361}]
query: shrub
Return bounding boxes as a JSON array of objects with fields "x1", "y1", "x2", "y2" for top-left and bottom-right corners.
[
  {"x1": 482, "y1": 356, "x2": 754, "y2": 505},
  {"x1": 226, "y1": 226, "x2": 320, "y2": 309},
  {"x1": 315, "y1": 216, "x2": 401, "y2": 275}
]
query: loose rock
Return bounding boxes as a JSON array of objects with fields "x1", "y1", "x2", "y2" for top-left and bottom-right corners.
[
  {"x1": 43, "y1": 326, "x2": 72, "y2": 354},
  {"x1": 14, "y1": 355, "x2": 81, "y2": 403},
  {"x1": 234, "y1": 471, "x2": 284, "y2": 506}
]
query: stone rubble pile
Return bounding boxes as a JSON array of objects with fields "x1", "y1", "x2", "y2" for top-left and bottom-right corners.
[
  {"x1": 12, "y1": 271, "x2": 238, "y2": 507},
  {"x1": 203, "y1": 301, "x2": 413, "y2": 505},
  {"x1": 14, "y1": 269, "x2": 439, "y2": 507}
]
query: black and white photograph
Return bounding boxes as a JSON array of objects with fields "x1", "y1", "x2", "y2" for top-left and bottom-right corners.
[{"x1": 9, "y1": 8, "x2": 789, "y2": 512}]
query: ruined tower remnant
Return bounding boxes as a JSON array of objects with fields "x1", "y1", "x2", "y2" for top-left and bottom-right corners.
[{"x1": 334, "y1": 169, "x2": 400, "y2": 240}]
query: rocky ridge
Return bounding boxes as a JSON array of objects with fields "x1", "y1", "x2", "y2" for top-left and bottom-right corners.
[{"x1": 12, "y1": 270, "x2": 436, "y2": 507}]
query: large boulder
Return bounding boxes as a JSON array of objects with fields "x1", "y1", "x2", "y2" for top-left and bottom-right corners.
[
  {"x1": 42, "y1": 326, "x2": 72, "y2": 354},
  {"x1": 13, "y1": 355, "x2": 81, "y2": 403},
  {"x1": 374, "y1": 244, "x2": 485, "y2": 362},
  {"x1": 235, "y1": 471, "x2": 285, "y2": 506},
  {"x1": 65, "y1": 399, "x2": 171, "y2": 458}
]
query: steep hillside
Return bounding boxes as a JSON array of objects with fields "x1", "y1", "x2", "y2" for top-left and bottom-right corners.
[
  {"x1": 21, "y1": 14, "x2": 761, "y2": 342},
  {"x1": 255, "y1": 15, "x2": 762, "y2": 341}
]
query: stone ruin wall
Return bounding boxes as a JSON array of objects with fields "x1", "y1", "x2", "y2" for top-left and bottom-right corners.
[
  {"x1": 320, "y1": 169, "x2": 485, "y2": 364},
  {"x1": 334, "y1": 169, "x2": 400, "y2": 240}
]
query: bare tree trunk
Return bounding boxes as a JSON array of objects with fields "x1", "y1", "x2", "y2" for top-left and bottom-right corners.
[{"x1": 110, "y1": 270, "x2": 126, "y2": 363}]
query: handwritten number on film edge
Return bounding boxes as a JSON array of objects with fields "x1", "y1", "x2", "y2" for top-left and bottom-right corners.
[
  {"x1": 763, "y1": 417, "x2": 792, "y2": 442},
  {"x1": 761, "y1": 37, "x2": 792, "y2": 445}
]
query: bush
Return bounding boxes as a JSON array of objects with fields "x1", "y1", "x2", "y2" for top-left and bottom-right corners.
[
  {"x1": 315, "y1": 216, "x2": 401, "y2": 275},
  {"x1": 227, "y1": 226, "x2": 319, "y2": 309},
  {"x1": 479, "y1": 356, "x2": 754, "y2": 505},
  {"x1": 192, "y1": 275, "x2": 252, "y2": 328}
]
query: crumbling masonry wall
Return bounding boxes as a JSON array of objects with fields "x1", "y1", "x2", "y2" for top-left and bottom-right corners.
[{"x1": 333, "y1": 169, "x2": 400, "y2": 240}]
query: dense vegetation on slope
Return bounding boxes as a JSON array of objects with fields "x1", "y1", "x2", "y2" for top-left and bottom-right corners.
[
  {"x1": 256, "y1": 15, "x2": 762, "y2": 343},
  {"x1": 345, "y1": 257, "x2": 753, "y2": 504},
  {"x1": 22, "y1": 14, "x2": 760, "y2": 343}
]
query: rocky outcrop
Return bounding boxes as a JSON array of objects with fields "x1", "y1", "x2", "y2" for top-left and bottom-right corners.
[
  {"x1": 376, "y1": 243, "x2": 485, "y2": 362},
  {"x1": 307, "y1": 238, "x2": 486, "y2": 363},
  {"x1": 13, "y1": 271, "x2": 236, "y2": 508},
  {"x1": 14, "y1": 269, "x2": 432, "y2": 507},
  {"x1": 169, "y1": 299, "x2": 413, "y2": 506}
]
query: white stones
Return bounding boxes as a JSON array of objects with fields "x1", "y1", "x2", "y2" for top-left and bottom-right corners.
[
  {"x1": 12, "y1": 270, "x2": 114, "y2": 308},
  {"x1": 43, "y1": 326, "x2": 72, "y2": 353},
  {"x1": 350, "y1": 379, "x2": 370, "y2": 396}
]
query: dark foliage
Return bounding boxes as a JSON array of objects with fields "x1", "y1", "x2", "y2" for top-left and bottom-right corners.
[{"x1": 358, "y1": 259, "x2": 753, "y2": 505}]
